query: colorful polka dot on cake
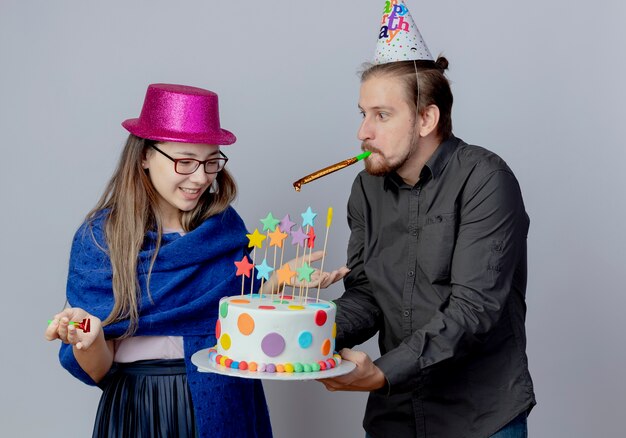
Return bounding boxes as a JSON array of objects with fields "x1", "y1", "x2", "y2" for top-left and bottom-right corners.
[
  {"x1": 321, "y1": 339, "x2": 331, "y2": 356},
  {"x1": 315, "y1": 310, "x2": 327, "y2": 326},
  {"x1": 298, "y1": 331, "x2": 313, "y2": 348},
  {"x1": 237, "y1": 313, "x2": 255, "y2": 335},
  {"x1": 308, "y1": 303, "x2": 330, "y2": 309},
  {"x1": 261, "y1": 332, "x2": 286, "y2": 357},
  {"x1": 220, "y1": 333, "x2": 231, "y2": 350},
  {"x1": 219, "y1": 301, "x2": 229, "y2": 318},
  {"x1": 215, "y1": 320, "x2": 221, "y2": 339}
]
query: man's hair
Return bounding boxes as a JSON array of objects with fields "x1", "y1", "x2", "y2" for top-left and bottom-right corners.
[{"x1": 360, "y1": 57, "x2": 453, "y2": 139}]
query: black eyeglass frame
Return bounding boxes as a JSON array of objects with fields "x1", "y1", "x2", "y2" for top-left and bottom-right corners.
[{"x1": 150, "y1": 145, "x2": 229, "y2": 175}]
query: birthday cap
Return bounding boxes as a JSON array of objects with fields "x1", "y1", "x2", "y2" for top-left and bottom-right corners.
[{"x1": 374, "y1": 0, "x2": 433, "y2": 65}]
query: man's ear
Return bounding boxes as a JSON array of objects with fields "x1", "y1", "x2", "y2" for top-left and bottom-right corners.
[{"x1": 418, "y1": 104, "x2": 440, "y2": 137}]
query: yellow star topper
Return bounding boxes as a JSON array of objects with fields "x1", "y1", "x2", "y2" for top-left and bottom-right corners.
[{"x1": 246, "y1": 228, "x2": 266, "y2": 249}]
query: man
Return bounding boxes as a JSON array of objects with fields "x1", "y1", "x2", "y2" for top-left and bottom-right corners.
[{"x1": 319, "y1": 2, "x2": 536, "y2": 437}]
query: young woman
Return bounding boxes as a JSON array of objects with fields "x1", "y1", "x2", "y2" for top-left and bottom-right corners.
[{"x1": 45, "y1": 83, "x2": 344, "y2": 437}]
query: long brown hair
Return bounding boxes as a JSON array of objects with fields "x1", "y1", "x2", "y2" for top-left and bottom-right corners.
[
  {"x1": 360, "y1": 57, "x2": 453, "y2": 139},
  {"x1": 86, "y1": 134, "x2": 237, "y2": 336}
]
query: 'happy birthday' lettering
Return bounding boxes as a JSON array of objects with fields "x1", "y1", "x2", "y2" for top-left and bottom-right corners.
[{"x1": 379, "y1": 0, "x2": 411, "y2": 43}]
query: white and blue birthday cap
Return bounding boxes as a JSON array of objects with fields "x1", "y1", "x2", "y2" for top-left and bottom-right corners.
[{"x1": 374, "y1": 0, "x2": 433, "y2": 64}]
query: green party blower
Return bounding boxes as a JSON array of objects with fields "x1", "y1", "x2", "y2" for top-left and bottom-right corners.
[{"x1": 47, "y1": 318, "x2": 91, "y2": 333}]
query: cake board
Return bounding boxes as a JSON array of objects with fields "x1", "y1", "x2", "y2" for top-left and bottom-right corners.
[{"x1": 191, "y1": 348, "x2": 356, "y2": 381}]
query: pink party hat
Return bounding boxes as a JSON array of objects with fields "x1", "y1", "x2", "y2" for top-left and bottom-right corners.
[{"x1": 374, "y1": 0, "x2": 433, "y2": 65}]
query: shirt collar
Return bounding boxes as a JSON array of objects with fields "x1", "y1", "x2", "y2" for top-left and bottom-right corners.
[
  {"x1": 383, "y1": 135, "x2": 462, "y2": 191},
  {"x1": 426, "y1": 135, "x2": 462, "y2": 180}
]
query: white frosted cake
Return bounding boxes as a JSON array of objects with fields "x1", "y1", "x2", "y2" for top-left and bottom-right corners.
[{"x1": 209, "y1": 293, "x2": 341, "y2": 373}]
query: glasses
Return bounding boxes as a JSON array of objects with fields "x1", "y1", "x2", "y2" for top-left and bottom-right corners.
[{"x1": 151, "y1": 145, "x2": 228, "y2": 175}]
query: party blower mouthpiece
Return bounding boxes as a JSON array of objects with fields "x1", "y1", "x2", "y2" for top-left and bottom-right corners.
[{"x1": 293, "y1": 151, "x2": 371, "y2": 191}]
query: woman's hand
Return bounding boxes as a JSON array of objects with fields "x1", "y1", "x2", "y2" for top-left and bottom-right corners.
[
  {"x1": 317, "y1": 265, "x2": 351, "y2": 288},
  {"x1": 45, "y1": 307, "x2": 103, "y2": 351},
  {"x1": 288, "y1": 250, "x2": 350, "y2": 288},
  {"x1": 260, "y1": 250, "x2": 350, "y2": 294},
  {"x1": 45, "y1": 307, "x2": 114, "y2": 383}
]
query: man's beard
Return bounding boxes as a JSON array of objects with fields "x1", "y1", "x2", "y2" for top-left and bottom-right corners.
[{"x1": 363, "y1": 130, "x2": 418, "y2": 177}]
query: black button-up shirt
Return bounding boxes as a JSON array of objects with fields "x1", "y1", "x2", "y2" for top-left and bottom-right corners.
[{"x1": 335, "y1": 136, "x2": 536, "y2": 438}]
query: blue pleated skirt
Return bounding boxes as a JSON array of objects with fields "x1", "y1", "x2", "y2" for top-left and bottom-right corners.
[{"x1": 93, "y1": 359, "x2": 197, "y2": 438}]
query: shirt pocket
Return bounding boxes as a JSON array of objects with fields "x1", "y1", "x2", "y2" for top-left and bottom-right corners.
[{"x1": 416, "y1": 212, "x2": 457, "y2": 283}]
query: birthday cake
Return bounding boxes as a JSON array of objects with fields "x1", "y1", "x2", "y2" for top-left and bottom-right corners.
[
  {"x1": 209, "y1": 293, "x2": 341, "y2": 373},
  {"x1": 204, "y1": 208, "x2": 345, "y2": 374}
]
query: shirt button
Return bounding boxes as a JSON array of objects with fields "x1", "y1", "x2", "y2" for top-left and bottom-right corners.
[
  {"x1": 408, "y1": 270, "x2": 414, "y2": 277},
  {"x1": 411, "y1": 230, "x2": 417, "y2": 236},
  {"x1": 403, "y1": 310, "x2": 410, "y2": 317}
]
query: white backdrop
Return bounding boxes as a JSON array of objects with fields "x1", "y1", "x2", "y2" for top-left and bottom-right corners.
[{"x1": 1, "y1": 1, "x2": 625, "y2": 436}]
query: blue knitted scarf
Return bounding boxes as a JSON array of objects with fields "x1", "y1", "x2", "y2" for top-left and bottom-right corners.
[{"x1": 59, "y1": 207, "x2": 272, "y2": 437}]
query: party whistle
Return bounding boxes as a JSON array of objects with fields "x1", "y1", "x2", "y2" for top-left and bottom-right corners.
[
  {"x1": 293, "y1": 151, "x2": 371, "y2": 191},
  {"x1": 48, "y1": 318, "x2": 91, "y2": 333}
]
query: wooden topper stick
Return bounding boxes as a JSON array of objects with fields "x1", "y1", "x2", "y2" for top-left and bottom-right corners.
[
  {"x1": 250, "y1": 246, "x2": 256, "y2": 295},
  {"x1": 304, "y1": 226, "x2": 317, "y2": 302},
  {"x1": 316, "y1": 207, "x2": 333, "y2": 302}
]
